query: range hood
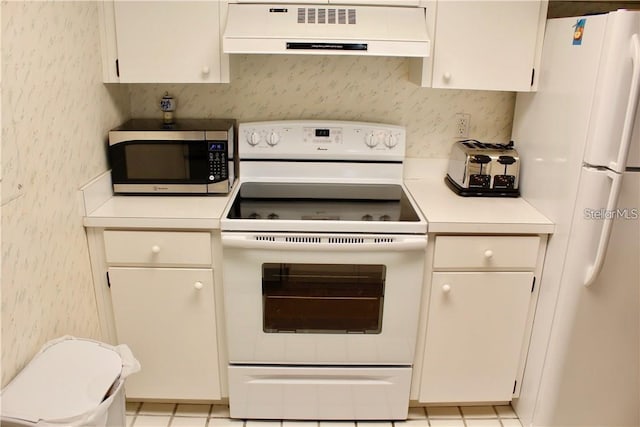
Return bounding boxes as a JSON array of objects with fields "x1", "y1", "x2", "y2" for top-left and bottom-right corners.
[{"x1": 223, "y1": 4, "x2": 431, "y2": 57}]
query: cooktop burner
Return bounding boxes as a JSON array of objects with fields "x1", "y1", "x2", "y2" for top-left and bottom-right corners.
[{"x1": 226, "y1": 182, "x2": 421, "y2": 222}]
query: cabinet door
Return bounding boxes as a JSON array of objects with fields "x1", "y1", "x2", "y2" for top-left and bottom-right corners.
[
  {"x1": 431, "y1": 0, "x2": 543, "y2": 91},
  {"x1": 109, "y1": 267, "x2": 221, "y2": 400},
  {"x1": 114, "y1": 1, "x2": 224, "y2": 83},
  {"x1": 419, "y1": 272, "x2": 533, "y2": 402}
]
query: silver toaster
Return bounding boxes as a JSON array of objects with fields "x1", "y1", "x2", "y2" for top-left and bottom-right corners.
[{"x1": 445, "y1": 140, "x2": 520, "y2": 197}]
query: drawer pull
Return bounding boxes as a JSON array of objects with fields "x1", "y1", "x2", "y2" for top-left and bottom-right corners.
[
  {"x1": 484, "y1": 249, "x2": 494, "y2": 259},
  {"x1": 442, "y1": 284, "x2": 451, "y2": 293},
  {"x1": 151, "y1": 245, "x2": 161, "y2": 254},
  {"x1": 194, "y1": 281, "x2": 204, "y2": 290}
]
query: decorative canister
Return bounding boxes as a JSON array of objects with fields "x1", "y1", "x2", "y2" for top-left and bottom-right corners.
[{"x1": 159, "y1": 92, "x2": 176, "y2": 124}]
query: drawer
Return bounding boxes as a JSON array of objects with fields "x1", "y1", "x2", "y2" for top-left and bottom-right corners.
[
  {"x1": 104, "y1": 230, "x2": 212, "y2": 266},
  {"x1": 433, "y1": 235, "x2": 540, "y2": 269},
  {"x1": 228, "y1": 365, "x2": 412, "y2": 420}
]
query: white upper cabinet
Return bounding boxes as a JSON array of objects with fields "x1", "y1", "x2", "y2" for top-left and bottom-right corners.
[
  {"x1": 99, "y1": 1, "x2": 230, "y2": 83},
  {"x1": 411, "y1": 0, "x2": 547, "y2": 91}
]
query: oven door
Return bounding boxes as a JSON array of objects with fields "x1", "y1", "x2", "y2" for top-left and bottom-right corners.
[{"x1": 221, "y1": 232, "x2": 427, "y2": 365}]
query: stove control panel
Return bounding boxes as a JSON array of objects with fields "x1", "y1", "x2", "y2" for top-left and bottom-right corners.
[{"x1": 239, "y1": 120, "x2": 406, "y2": 161}]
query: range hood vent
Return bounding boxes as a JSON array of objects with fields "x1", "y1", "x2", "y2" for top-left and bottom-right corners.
[
  {"x1": 223, "y1": 4, "x2": 431, "y2": 57},
  {"x1": 295, "y1": 7, "x2": 356, "y2": 25}
]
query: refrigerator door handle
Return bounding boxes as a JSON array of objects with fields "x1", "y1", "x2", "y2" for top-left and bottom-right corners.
[
  {"x1": 611, "y1": 33, "x2": 640, "y2": 172},
  {"x1": 584, "y1": 170, "x2": 624, "y2": 287}
]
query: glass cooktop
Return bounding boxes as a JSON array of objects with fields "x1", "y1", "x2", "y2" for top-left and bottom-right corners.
[{"x1": 226, "y1": 182, "x2": 421, "y2": 222}]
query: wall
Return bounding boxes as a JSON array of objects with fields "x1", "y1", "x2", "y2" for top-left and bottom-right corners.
[
  {"x1": 1, "y1": 1, "x2": 130, "y2": 386},
  {"x1": 129, "y1": 55, "x2": 515, "y2": 158}
]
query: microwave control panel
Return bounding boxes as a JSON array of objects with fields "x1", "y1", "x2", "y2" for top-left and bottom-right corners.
[{"x1": 208, "y1": 141, "x2": 229, "y2": 182}]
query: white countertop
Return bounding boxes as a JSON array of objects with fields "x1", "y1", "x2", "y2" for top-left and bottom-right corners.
[
  {"x1": 82, "y1": 162, "x2": 554, "y2": 234},
  {"x1": 83, "y1": 195, "x2": 231, "y2": 229},
  {"x1": 81, "y1": 171, "x2": 231, "y2": 229},
  {"x1": 404, "y1": 159, "x2": 554, "y2": 234}
]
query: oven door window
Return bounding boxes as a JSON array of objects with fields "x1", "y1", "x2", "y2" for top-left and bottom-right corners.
[{"x1": 262, "y1": 263, "x2": 385, "y2": 334}]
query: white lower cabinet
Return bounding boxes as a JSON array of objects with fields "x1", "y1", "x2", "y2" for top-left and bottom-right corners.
[
  {"x1": 420, "y1": 272, "x2": 534, "y2": 402},
  {"x1": 109, "y1": 267, "x2": 221, "y2": 400},
  {"x1": 415, "y1": 234, "x2": 546, "y2": 404},
  {"x1": 85, "y1": 229, "x2": 225, "y2": 401}
]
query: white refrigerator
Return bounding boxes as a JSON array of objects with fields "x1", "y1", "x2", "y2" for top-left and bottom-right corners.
[{"x1": 512, "y1": 10, "x2": 640, "y2": 427}]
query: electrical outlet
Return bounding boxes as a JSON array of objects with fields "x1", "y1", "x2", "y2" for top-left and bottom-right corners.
[{"x1": 455, "y1": 113, "x2": 471, "y2": 138}]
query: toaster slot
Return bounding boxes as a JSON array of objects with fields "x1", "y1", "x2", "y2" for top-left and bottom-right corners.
[
  {"x1": 493, "y1": 155, "x2": 517, "y2": 190},
  {"x1": 468, "y1": 154, "x2": 492, "y2": 189}
]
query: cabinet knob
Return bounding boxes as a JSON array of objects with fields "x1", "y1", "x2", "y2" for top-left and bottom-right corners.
[
  {"x1": 151, "y1": 245, "x2": 161, "y2": 254},
  {"x1": 442, "y1": 284, "x2": 451, "y2": 293},
  {"x1": 194, "y1": 281, "x2": 204, "y2": 290},
  {"x1": 443, "y1": 72, "x2": 452, "y2": 82},
  {"x1": 202, "y1": 66, "x2": 210, "y2": 76},
  {"x1": 484, "y1": 249, "x2": 494, "y2": 259}
]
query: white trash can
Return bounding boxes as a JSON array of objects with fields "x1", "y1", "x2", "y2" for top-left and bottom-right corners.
[{"x1": 1, "y1": 336, "x2": 140, "y2": 427}]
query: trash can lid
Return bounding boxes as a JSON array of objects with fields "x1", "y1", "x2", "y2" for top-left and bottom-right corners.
[{"x1": 1, "y1": 338, "x2": 123, "y2": 423}]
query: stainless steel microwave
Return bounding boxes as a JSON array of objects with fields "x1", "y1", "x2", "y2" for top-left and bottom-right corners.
[{"x1": 108, "y1": 119, "x2": 236, "y2": 195}]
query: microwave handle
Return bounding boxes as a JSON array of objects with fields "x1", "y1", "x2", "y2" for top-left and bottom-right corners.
[{"x1": 221, "y1": 234, "x2": 427, "y2": 252}]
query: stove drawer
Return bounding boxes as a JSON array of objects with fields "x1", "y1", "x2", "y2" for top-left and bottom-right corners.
[
  {"x1": 228, "y1": 365, "x2": 412, "y2": 420},
  {"x1": 433, "y1": 235, "x2": 540, "y2": 270},
  {"x1": 104, "y1": 230, "x2": 212, "y2": 266}
]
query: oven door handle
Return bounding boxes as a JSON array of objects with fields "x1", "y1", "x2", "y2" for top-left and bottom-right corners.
[{"x1": 221, "y1": 235, "x2": 427, "y2": 252}]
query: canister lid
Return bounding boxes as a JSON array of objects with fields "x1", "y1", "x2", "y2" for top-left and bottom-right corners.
[{"x1": 0, "y1": 339, "x2": 122, "y2": 423}]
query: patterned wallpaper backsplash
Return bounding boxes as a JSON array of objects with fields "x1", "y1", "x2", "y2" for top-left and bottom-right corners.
[
  {"x1": 1, "y1": 1, "x2": 130, "y2": 387},
  {"x1": 129, "y1": 55, "x2": 516, "y2": 158}
]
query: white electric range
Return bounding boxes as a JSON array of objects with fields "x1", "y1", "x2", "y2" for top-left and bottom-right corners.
[{"x1": 220, "y1": 120, "x2": 427, "y2": 420}]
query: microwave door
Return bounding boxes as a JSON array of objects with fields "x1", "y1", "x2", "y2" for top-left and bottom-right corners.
[
  {"x1": 124, "y1": 144, "x2": 190, "y2": 180},
  {"x1": 109, "y1": 140, "x2": 211, "y2": 194}
]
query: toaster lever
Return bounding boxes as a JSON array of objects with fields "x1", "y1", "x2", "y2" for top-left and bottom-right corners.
[{"x1": 497, "y1": 155, "x2": 516, "y2": 165}]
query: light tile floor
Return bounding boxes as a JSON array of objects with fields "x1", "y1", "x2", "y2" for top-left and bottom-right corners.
[{"x1": 126, "y1": 403, "x2": 521, "y2": 427}]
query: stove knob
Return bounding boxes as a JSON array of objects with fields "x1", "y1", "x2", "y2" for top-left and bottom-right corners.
[
  {"x1": 267, "y1": 213, "x2": 280, "y2": 220},
  {"x1": 267, "y1": 131, "x2": 280, "y2": 147},
  {"x1": 247, "y1": 131, "x2": 261, "y2": 146},
  {"x1": 384, "y1": 133, "x2": 398, "y2": 148},
  {"x1": 365, "y1": 132, "x2": 379, "y2": 148},
  {"x1": 379, "y1": 215, "x2": 391, "y2": 221},
  {"x1": 248, "y1": 212, "x2": 262, "y2": 219},
  {"x1": 362, "y1": 214, "x2": 374, "y2": 221}
]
